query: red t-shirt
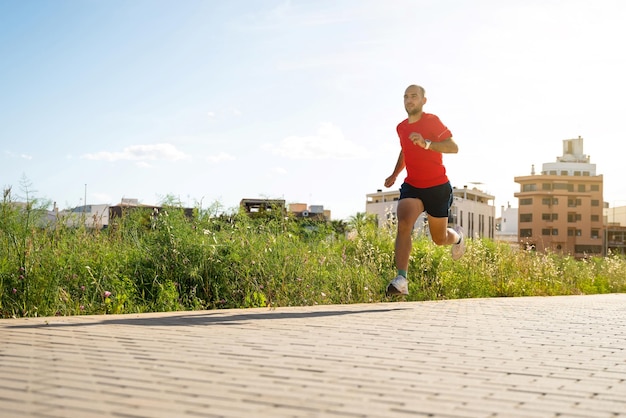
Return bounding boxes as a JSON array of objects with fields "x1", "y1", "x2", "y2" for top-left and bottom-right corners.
[{"x1": 396, "y1": 113, "x2": 452, "y2": 188}]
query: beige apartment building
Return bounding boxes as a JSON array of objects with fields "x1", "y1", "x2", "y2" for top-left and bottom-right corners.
[{"x1": 514, "y1": 137, "x2": 604, "y2": 257}]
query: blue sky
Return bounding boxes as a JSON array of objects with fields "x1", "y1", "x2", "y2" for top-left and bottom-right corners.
[{"x1": 2, "y1": 0, "x2": 625, "y2": 220}]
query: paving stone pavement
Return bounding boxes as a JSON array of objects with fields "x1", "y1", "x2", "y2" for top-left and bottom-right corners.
[{"x1": 1, "y1": 294, "x2": 625, "y2": 418}]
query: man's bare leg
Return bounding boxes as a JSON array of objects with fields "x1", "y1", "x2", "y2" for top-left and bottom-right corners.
[{"x1": 387, "y1": 198, "x2": 423, "y2": 296}]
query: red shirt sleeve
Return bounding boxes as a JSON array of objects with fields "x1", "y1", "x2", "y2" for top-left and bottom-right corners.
[{"x1": 429, "y1": 115, "x2": 452, "y2": 142}]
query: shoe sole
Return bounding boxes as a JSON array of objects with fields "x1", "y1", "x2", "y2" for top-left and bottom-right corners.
[
  {"x1": 386, "y1": 283, "x2": 408, "y2": 296},
  {"x1": 451, "y1": 238, "x2": 465, "y2": 260},
  {"x1": 451, "y1": 227, "x2": 465, "y2": 260}
]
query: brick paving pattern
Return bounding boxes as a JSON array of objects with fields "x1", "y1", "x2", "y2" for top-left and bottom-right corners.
[{"x1": 1, "y1": 294, "x2": 625, "y2": 417}]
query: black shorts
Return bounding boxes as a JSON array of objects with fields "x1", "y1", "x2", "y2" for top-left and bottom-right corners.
[{"x1": 399, "y1": 181, "x2": 453, "y2": 218}]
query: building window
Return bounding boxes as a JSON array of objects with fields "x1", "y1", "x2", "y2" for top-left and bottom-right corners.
[
  {"x1": 591, "y1": 229, "x2": 600, "y2": 239},
  {"x1": 569, "y1": 228, "x2": 583, "y2": 237},
  {"x1": 575, "y1": 245, "x2": 601, "y2": 253},
  {"x1": 590, "y1": 184, "x2": 599, "y2": 191},
  {"x1": 553, "y1": 183, "x2": 574, "y2": 192},
  {"x1": 568, "y1": 198, "x2": 582, "y2": 207},
  {"x1": 479, "y1": 214, "x2": 484, "y2": 237},
  {"x1": 591, "y1": 200, "x2": 600, "y2": 207},
  {"x1": 522, "y1": 184, "x2": 537, "y2": 192},
  {"x1": 541, "y1": 198, "x2": 559, "y2": 206},
  {"x1": 520, "y1": 229, "x2": 532, "y2": 237},
  {"x1": 72, "y1": 205, "x2": 92, "y2": 213},
  {"x1": 568, "y1": 213, "x2": 582, "y2": 222},
  {"x1": 520, "y1": 213, "x2": 533, "y2": 222},
  {"x1": 542, "y1": 183, "x2": 552, "y2": 190},
  {"x1": 542, "y1": 228, "x2": 551, "y2": 236},
  {"x1": 591, "y1": 214, "x2": 600, "y2": 222},
  {"x1": 542, "y1": 213, "x2": 558, "y2": 221},
  {"x1": 552, "y1": 229, "x2": 558, "y2": 236},
  {"x1": 574, "y1": 171, "x2": 581, "y2": 176},
  {"x1": 578, "y1": 184, "x2": 585, "y2": 192},
  {"x1": 520, "y1": 198, "x2": 533, "y2": 205}
]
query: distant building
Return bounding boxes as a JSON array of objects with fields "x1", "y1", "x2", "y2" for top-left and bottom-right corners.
[
  {"x1": 287, "y1": 202, "x2": 331, "y2": 221},
  {"x1": 59, "y1": 198, "x2": 193, "y2": 229},
  {"x1": 60, "y1": 203, "x2": 110, "y2": 229},
  {"x1": 108, "y1": 198, "x2": 194, "y2": 224},
  {"x1": 365, "y1": 185, "x2": 496, "y2": 239},
  {"x1": 605, "y1": 224, "x2": 626, "y2": 255},
  {"x1": 495, "y1": 204, "x2": 519, "y2": 247},
  {"x1": 604, "y1": 203, "x2": 626, "y2": 255},
  {"x1": 365, "y1": 189, "x2": 401, "y2": 227},
  {"x1": 514, "y1": 137, "x2": 604, "y2": 256},
  {"x1": 4, "y1": 201, "x2": 59, "y2": 228},
  {"x1": 451, "y1": 185, "x2": 496, "y2": 240},
  {"x1": 605, "y1": 204, "x2": 626, "y2": 226},
  {"x1": 240, "y1": 198, "x2": 331, "y2": 221},
  {"x1": 240, "y1": 198, "x2": 286, "y2": 218}
]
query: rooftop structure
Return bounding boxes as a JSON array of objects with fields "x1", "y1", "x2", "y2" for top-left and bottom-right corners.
[{"x1": 514, "y1": 137, "x2": 604, "y2": 256}]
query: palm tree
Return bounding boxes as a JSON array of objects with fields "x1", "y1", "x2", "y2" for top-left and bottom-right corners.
[{"x1": 347, "y1": 212, "x2": 377, "y2": 235}]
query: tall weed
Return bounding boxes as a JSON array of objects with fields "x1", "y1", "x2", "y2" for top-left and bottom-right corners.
[{"x1": 1, "y1": 191, "x2": 625, "y2": 317}]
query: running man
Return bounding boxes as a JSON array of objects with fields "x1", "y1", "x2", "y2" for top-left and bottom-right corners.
[{"x1": 385, "y1": 84, "x2": 465, "y2": 296}]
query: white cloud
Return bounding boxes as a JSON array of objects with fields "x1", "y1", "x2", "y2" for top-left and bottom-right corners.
[
  {"x1": 265, "y1": 122, "x2": 369, "y2": 160},
  {"x1": 206, "y1": 152, "x2": 235, "y2": 163},
  {"x1": 81, "y1": 143, "x2": 188, "y2": 162},
  {"x1": 2, "y1": 151, "x2": 33, "y2": 160}
]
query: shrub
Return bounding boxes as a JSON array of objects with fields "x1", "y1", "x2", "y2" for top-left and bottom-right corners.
[{"x1": 1, "y1": 190, "x2": 625, "y2": 317}]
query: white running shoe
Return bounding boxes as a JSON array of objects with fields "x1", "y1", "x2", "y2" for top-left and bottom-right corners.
[
  {"x1": 451, "y1": 225, "x2": 466, "y2": 261},
  {"x1": 386, "y1": 274, "x2": 409, "y2": 296}
]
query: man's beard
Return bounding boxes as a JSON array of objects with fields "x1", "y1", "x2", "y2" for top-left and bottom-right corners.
[{"x1": 406, "y1": 106, "x2": 422, "y2": 116}]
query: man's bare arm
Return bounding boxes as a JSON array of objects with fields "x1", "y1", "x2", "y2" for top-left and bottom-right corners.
[
  {"x1": 385, "y1": 151, "x2": 405, "y2": 187},
  {"x1": 430, "y1": 137, "x2": 458, "y2": 154}
]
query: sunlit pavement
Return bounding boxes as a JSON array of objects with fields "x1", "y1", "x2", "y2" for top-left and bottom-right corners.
[{"x1": 1, "y1": 294, "x2": 625, "y2": 418}]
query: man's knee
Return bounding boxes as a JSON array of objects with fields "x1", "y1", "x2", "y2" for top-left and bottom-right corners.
[
  {"x1": 397, "y1": 220, "x2": 414, "y2": 235},
  {"x1": 429, "y1": 223, "x2": 449, "y2": 245}
]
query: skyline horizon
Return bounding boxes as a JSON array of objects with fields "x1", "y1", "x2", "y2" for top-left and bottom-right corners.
[{"x1": 8, "y1": 155, "x2": 624, "y2": 221}]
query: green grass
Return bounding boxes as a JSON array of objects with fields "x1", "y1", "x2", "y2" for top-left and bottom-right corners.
[{"x1": 1, "y1": 189, "x2": 625, "y2": 318}]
